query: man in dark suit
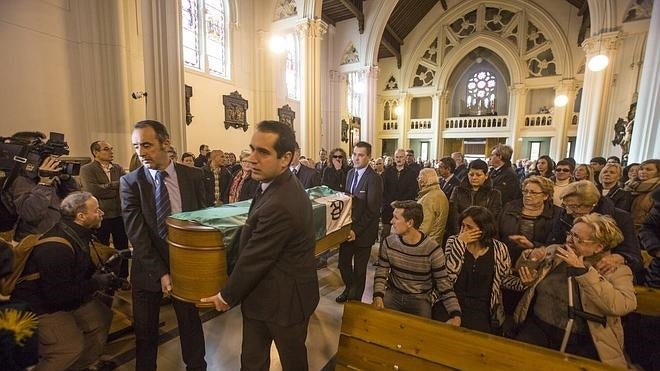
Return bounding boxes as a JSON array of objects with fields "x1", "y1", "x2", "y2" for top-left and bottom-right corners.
[
  {"x1": 336, "y1": 141, "x2": 383, "y2": 303},
  {"x1": 79, "y1": 140, "x2": 129, "y2": 277},
  {"x1": 438, "y1": 156, "x2": 460, "y2": 198},
  {"x1": 488, "y1": 144, "x2": 522, "y2": 206},
  {"x1": 120, "y1": 120, "x2": 207, "y2": 371},
  {"x1": 194, "y1": 144, "x2": 210, "y2": 168},
  {"x1": 290, "y1": 142, "x2": 321, "y2": 189},
  {"x1": 380, "y1": 148, "x2": 419, "y2": 243},
  {"x1": 315, "y1": 148, "x2": 328, "y2": 174},
  {"x1": 452, "y1": 152, "x2": 468, "y2": 182},
  {"x1": 202, "y1": 121, "x2": 319, "y2": 371},
  {"x1": 202, "y1": 149, "x2": 232, "y2": 206}
]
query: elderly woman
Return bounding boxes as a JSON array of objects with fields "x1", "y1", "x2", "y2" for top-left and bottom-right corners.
[
  {"x1": 417, "y1": 168, "x2": 449, "y2": 244},
  {"x1": 551, "y1": 180, "x2": 643, "y2": 282},
  {"x1": 514, "y1": 213, "x2": 636, "y2": 368},
  {"x1": 625, "y1": 159, "x2": 660, "y2": 233},
  {"x1": 574, "y1": 164, "x2": 594, "y2": 183},
  {"x1": 227, "y1": 150, "x2": 259, "y2": 203},
  {"x1": 597, "y1": 162, "x2": 631, "y2": 211},
  {"x1": 441, "y1": 206, "x2": 523, "y2": 334},
  {"x1": 448, "y1": 159, "x2": 502, "y2": 235},
  {"x1": 321, "y1": 148, "x2": 349, "y2": 192}
]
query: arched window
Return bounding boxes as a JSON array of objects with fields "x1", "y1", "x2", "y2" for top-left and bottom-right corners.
[
  {"x1": 182, "y1": 0, "x2": 230, "y2": 79},
  {"x1": 285, "y1": 34, "x2": 300, "y2": 100},
  {"x1": 466, "y1": 71, "x2": 496, "y2": 114},
  {"x1": 347, "y1": 72, "x2": 362, "y2": 117}
]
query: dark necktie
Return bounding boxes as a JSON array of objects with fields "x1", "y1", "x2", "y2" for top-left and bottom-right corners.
[
  {"x1": 439, "y1": 178, "x2": 446, "y2": 190},
  {"x1": 155, "y1": 170, "x2": 171, "y2": 240},
  {"x1": 351, "y1": 172, "x2": 359, "y2": 193},
  {"x1": 293, "y1": 168, "x2": 298, "y2": 176}
]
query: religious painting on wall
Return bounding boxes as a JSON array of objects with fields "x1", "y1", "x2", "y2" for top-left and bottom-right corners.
[
  {"x1": 222, "y1": 91, "x2": 249, "y2": 131},
  {"x1": 278, "y1": 104, "x2": 295, "y2": 132}
]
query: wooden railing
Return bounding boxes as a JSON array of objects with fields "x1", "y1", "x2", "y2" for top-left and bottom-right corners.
[
  {"x1": 445, "y1": 115, "x2": 508, "y2": 129},
  {"x1": 410, "y1": 118, "x2": 432, "y2": 130},
  {"x1": 524, "y1": 113, "x2": 553, "y2": 127},
  {"x1": 336, "y1": 302, "x2": 618, "y2": 370}
]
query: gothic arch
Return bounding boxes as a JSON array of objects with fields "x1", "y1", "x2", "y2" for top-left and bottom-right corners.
[{"x1": 401, "y1": 0, "x2": 574, "y2": 89}]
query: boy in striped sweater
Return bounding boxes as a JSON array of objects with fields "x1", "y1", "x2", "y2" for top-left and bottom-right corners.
[{"x1": 373, "y1": 200, "x2": 462, "y2": 325}]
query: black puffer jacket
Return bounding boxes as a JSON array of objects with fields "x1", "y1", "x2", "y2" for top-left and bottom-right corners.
[
  {"x1": 448, "y1": 178, "x2": 502, "y2": 235},
  {"x1": 499, "y1": 199, "x2": 560, "y2": 263}
]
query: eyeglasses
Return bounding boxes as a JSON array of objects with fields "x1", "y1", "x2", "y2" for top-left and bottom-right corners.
[
  {"x1": 555, "y1": 168, "x2": 571, "y2": 172},
  {"x1": 332, "y1": 155, "x2": 343, "y2": 159},
  {"x1": 566, "y1": 231, "x2": 596, "y2": 244},
  {"x1": 522, "y1": 189, "x2": 545, "y2": 195},
  {"x1": 562, "y1": 203, "x2": 595, "y2": 212}
]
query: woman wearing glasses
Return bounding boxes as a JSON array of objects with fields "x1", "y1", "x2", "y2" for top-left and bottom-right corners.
[
  {"x1": 513, "y1": 213, "x2": 636, "y2": 368},
  {"x1": 321, "y1": 148, "x2": 349, "y2": 192},
  {"x1": 550, "y1": 180, "x2": 643, "y2": 282}
]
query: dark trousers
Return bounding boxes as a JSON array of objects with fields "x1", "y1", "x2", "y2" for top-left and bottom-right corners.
[
  {"x1": 132, "y1": 288, "x2": 206, "y2": 371},
  {"x1": 240, "y1": 315, "x2": 310, "y2": 371},
  {"x1": 338, "y1": 241, "x2": 371, "y2": 301},
  {"x1": 515, "y1": 315, "x2": 599, "y2": 361},
  {"x1": 97, "y1": 216, "x2": 129, "y2": 278}
]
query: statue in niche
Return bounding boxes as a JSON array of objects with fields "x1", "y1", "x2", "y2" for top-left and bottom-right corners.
[
  {"x1": 185, "y1": 85, "x2": 194, "y2": 126},
  {"x1": 612, "y1": 102, "x2": 636, "y2": 165}
]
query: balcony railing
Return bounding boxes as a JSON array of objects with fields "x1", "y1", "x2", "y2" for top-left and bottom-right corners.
[
  {"x1": 410, "y1": 119, "x2": 432, "y2": 130},
  {"x1": 524, "y1": 114, "x2": 553, "y2": 127},
  {"x1": 382, "y1": 120, "x2": 398, "y2": 131},
  {"x1": 445, "y1": 115, "x2": 508, "y2": 129}
]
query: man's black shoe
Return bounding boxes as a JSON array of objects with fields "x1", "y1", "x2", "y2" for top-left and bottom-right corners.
[{"x1": 335, "y1": 291, "x2": 349, "y2": 303}]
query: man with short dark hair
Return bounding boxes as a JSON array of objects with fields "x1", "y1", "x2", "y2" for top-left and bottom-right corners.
[
  {"x1": 315, "y1": 148, "x2": 328, "y2": 174},
  {"x1": 438, "y1": 157, "x2": 460, "y2": 198},
  {"x1": 202, "y1": 121, "x2": 319, "y2": 370},
  {"x1": 590, "y1": 156, "x2": 607, "y2": 186},
  {"x1": 79, "y1": 141, "x2": 129, "y2": 277},
  {"x1": 607, "y1": 156, "x2": 621, "y2": 164},
  {"x1": 381, "y1": 148, "x2": 419, "y2": 244},
  {"x1": 290, "y1": 142, "x2": 321, "y2": 189},
  {"x1": 488, "y1": 144, "x2": 522, "y2": 205},
  {"x1": 194, "y1": 144, "x2": 210, "y2": 168},
  {"x1": 336, "y1": 141, "x2": 383, "y2": 303},
  {"x1": 12, "y1": 192, "x2": 113, "y2": 370},
  {"x1": 121, "y1": 119, "x2": 208, "y2": 371},
  {"x1": 405, "y1": 149, "x2": 421, "y2": 174}
]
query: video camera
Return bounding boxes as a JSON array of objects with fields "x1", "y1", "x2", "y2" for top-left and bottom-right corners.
[
  {"x1": 0, "y1": 132, "x2": 80, "y2": 178},
  {"x1": 97, "y1": 249, "x2": 132, "y2": 292}
]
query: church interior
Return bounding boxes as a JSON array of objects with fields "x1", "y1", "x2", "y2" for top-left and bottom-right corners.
[{"x1": 1, "y1": 0, "x2": 659, "y2": 370}]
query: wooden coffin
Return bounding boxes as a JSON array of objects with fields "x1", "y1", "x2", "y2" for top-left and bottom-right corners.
[{"x1": 167, "y1": 218, "x2": 350, "y2": 308}]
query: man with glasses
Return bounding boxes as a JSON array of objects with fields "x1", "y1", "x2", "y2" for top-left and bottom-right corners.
[
  {"x1": 550, "y1": 180, "x2": 643, "y2": 282},
  {"x1": 488, "y1": 144, "x2": 521, "y2": 206},
  {"x1": 552, "y1": 159, "x2": 574, "y2": 206},
  {"x1": 80, "y1": 141, "x2": 129, "y2": 278}
]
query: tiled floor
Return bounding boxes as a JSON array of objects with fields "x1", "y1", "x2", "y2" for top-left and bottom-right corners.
[{"x1": 107, "y1": 246, "x2": 379, "y2": 370}]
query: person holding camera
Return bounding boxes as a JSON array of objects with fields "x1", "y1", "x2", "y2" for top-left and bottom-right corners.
[
  {"x1": 11, "y1": 191, "x2": 114, "y2": 370},
  {"x1": 8, "y1": 132, "x2": 79, "y2": 241}
]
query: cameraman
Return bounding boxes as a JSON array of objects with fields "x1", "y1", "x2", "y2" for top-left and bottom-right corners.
[
  {"x1": 8, "y1": 132, "x2": 79, "y2": 241},
  {"x1": 11, "y1": 191, "x2": 113, "y2": 370}
]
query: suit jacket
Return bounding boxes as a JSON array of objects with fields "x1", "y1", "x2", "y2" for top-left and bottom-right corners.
[
  {"x1": 120, "y1": 163, "x2": 207, "y2": 292},
  {"x1": 202, "y1": 165, "x2": 232, "y2": 206},
  {"x1": 346, "y1": 166, "x2": 383, "y2": 247},
  {"x1": 79, "y1": 160, "x2": 125, "y2": 218},
  {"x1": 315, "y1": 160, "x2": 328, "y2": 174},
  {"x1": 221, "y1": 171, "x2": 319, "y2": 326},
  {"x1": 294, "y1": 165, "x2": 321, "y2": 189},
  {"x1": 381, "y1": 165, "x2": 419, "y2": 223},
  {"x1": 440, "y1": 175, "x2": 460, "y2": 199}
]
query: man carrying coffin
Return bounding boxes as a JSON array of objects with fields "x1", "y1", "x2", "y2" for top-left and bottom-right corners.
[{"x1": 202, "y1": 121, "x2": 319, "y2": 370}]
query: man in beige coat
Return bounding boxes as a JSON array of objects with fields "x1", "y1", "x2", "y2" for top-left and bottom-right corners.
[{"x1": 416, "y1": 168, "x2": 449, "y2": 244}]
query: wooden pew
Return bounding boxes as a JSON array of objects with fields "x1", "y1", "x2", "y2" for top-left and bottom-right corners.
[
  {"x1": 336, "y1": 301, "x2": 620, "y2": 370},
  {"x1": 635, "y1": 285, "x2": 660, "y2": 316}
]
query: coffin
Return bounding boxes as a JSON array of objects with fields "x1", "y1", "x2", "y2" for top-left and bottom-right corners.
[{"x1": 167, "y1": 186, "x2": 352, "y2": 307}]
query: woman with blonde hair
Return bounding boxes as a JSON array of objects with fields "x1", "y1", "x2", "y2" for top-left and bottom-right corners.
[
  {"x1": 227, "y1": 149, "x2": 259, "y2": 203},
  {"x1": 514, "y1": 213, "x2": 636, "y2": 368},
  {"x1": 573, "y1": 164, "x2": 594, "y2": 183}
]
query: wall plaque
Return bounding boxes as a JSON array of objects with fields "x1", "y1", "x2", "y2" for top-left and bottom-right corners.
[
  {"x1": 277, "y1": 104, "x2": 295, "y2": 132},
  {"x1": 223, "y1": 91, "x2": 249, "y2": 131}
]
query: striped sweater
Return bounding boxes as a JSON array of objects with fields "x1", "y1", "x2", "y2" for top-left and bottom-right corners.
[{"x1": 374, "y1": 233, "x2": 461, "y2": 318}]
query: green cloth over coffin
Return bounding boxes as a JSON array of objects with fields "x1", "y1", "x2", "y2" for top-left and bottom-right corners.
[{"x1": 170, "y1": 186, "x2": 351, "y2": 273}]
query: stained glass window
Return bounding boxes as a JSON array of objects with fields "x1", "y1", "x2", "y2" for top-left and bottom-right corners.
[
  {"x1": 466, "y1": 71, "x2": 496, "y2": 114},
  {"x1": 182, "y1": 0, "x2": 230, "y2": 79},
  {"x1": 347, "y1": 72, "x2": 362, "y2": 117},
  {"x1": 285, "y1": 34, "x2": 300, "y2": 100}
]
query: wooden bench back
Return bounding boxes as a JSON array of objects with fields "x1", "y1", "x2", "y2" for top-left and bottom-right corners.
[{"x1": 336, "y1": 301, "x2": 620, "y2": 371}]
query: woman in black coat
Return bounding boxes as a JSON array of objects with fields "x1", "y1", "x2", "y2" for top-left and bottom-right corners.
[{"x1": 321, "y1": 148, "x2": 349, "y2": 192}]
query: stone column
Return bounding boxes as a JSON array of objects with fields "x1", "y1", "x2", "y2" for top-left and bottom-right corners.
[
  {"x1": 325, "y1": 70, "x2": 342, "y2": 150},
  {"x1": 431, "y1": 93, "x2": 441, "y2": 158},
  {"x1": 362, "y1": 66, "x2": 379, "y2": 146},
  {"x1": 141, "y1": 0, "x2": 186, "y2": 149},
  {"x1": 574, "y1": 32, "x2": 620, "y2": 163},
  {"x1": 253, "y1": 30, "x2": 274, "y2": 124},
  {"x1": 400, "y1": 93, "x2": 412, "y2": 149},
  {"x1": 507, "y1": 84, "x2": 527, "y2": 159},
  {"x1": 437, "y1": 90, "x2": 450, "y2": 157},
  {"x1": 629, "y1": 2, "x2": 660, "y2": 162},
  {"x1": 297, "y1": 18, "x2": 327, "y2": 156},
  {"x1": 552, "y1": 79, "x2": 577, "y2": 160}
]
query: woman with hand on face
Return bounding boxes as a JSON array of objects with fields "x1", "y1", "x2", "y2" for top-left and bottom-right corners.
[
  {"x1": 448, "y1": 159, "x2": 502, "y2": 236},
  {"x1": 442, "y1": 206, "x2": 524, "y2": 334},
  {"x1": 513, "y1": 213, "x2": 636, "y2": 368},
  {"x1": 321, "y1": 148, "x2": 349, "y2": 192}
]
